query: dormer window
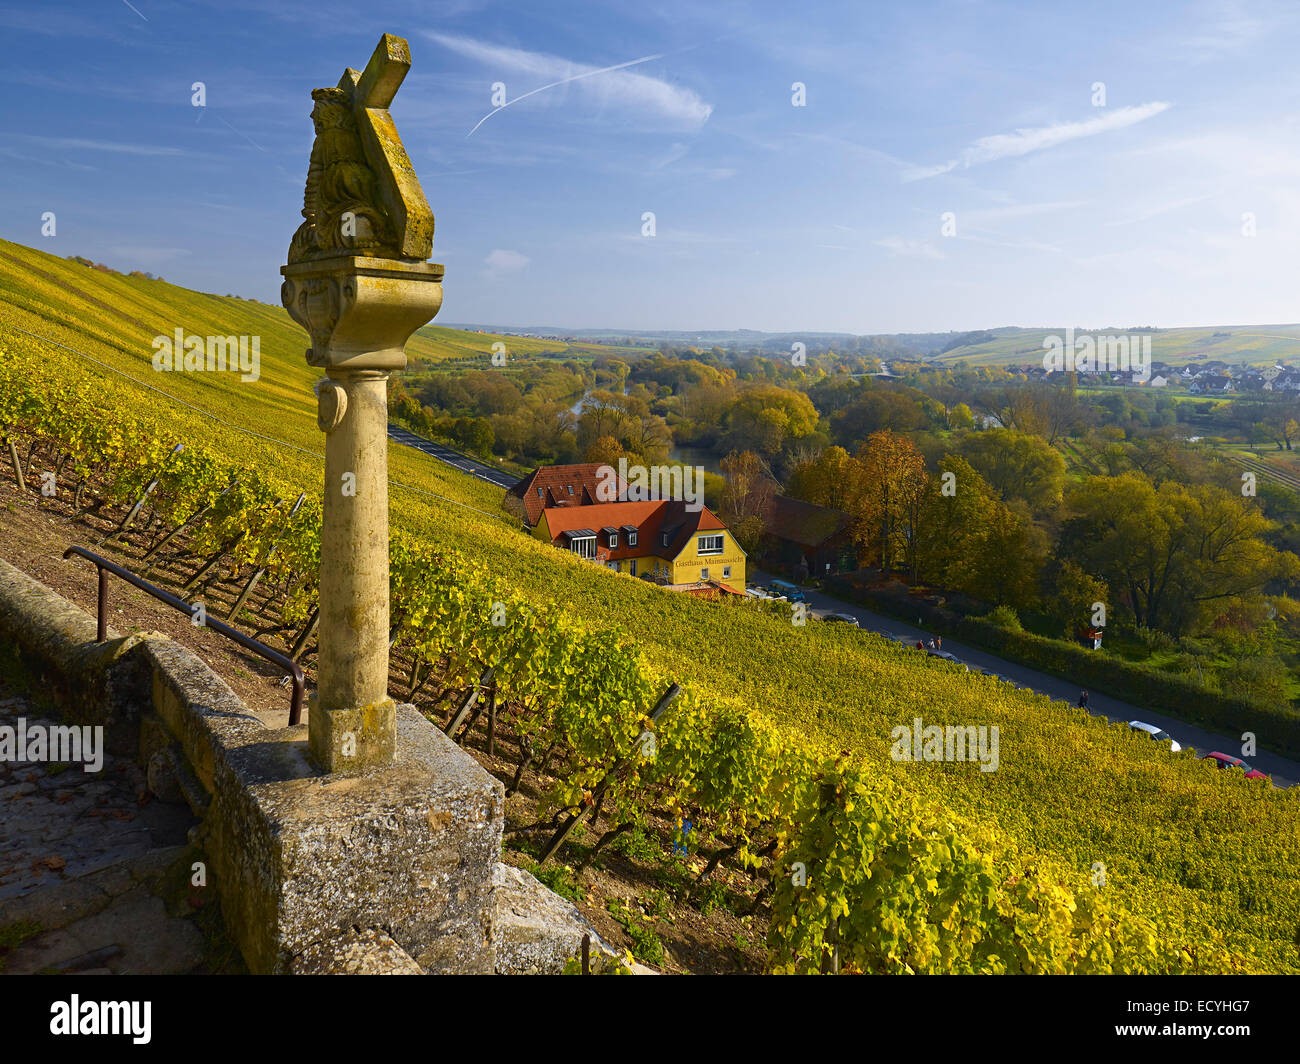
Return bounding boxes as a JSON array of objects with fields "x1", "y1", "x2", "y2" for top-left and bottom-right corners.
[
  {"x1": 628, "y1": 531, "x2": 637, "y2": 547},
  {"x1": 698, "y1": 534, "x2": 724, "y2": 556}
]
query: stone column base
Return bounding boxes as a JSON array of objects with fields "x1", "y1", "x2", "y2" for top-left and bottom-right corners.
[{"x1": 307, "y1": 692, "x2": 397, "y2": 773}]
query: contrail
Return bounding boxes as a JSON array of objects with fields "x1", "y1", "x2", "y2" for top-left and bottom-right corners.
[{"x1": 466, "y1": 51, "x2": 666, "y2": 138}]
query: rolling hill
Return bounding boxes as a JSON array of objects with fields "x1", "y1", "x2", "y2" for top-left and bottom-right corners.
[{"x1": 926, "y1": 324, "x2": 1300, "y2": 368}]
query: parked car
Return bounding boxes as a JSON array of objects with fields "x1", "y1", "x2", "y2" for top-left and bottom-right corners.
[
  {"x1": 926, "y1": 649, "x2": 968, "y2": 671},
  {"x1": 768, "y1": 579, "x2": 806, "y2": 603},
  {"x1": 822, "y1": 612, "x2": 859, "y2": 626},
  {"x1": 1201, "y1": 751, "x2": 1270, "y2": 781},
  {"x1": 1128, "y1": 720, "x2": 1182, "y2": 753}
]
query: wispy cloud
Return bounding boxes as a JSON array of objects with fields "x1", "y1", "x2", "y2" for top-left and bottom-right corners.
[
  {"x1": 426, "y1": 32, "x2": 712, "y2": 132},
  {"x1": 875, "y1": 236, "x2": 944, "y2": 260},
  {"x1": 1105, "y1": 191, "x2": 1219, "y2": 226},
  {"x1": 19, "y1": 135, "x2": 185, "y2": 157},
  {"x1": 903, "y1": 102, "x2": 1172, "y2": 181},
  {"x1": 484, "y1": 248, "x2": 529, "y2": 273},
  {"x1": 958, "y1": 200, "x2": 1087, "y2": 228},
  {"x1": 1178, "y1": 0, "x2": 1270, "y2": 60}
]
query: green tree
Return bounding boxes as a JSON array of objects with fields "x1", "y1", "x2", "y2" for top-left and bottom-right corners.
[
  {"x1": 1062, "y1": 473, "x2": 1300, "y2": 635},
  {"x1": 722, "y1": 384, "x2": 818, "y2": 456},
  {"x1": 958, "y1": 428, "x2": 1066, "y2": 517}
]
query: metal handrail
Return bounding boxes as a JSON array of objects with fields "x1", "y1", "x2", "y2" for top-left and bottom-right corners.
[{"x1": 63, "y1": 545, "x2": 305, "y2": 725}]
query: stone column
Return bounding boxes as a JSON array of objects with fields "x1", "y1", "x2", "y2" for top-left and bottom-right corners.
[
  {"x1": 281, "y1": 34, "x2": 442, "y2": 774},
  {"x1": 282, "y1": 256, "x2": 443, "y2": 771}
]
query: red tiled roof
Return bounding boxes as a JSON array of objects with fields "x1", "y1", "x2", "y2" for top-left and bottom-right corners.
[
  {"x1": 506, "y1": 463, "x2": 626, "y2": 526},
  {"x1": 542, "y1": 499, "x2": 728, "y2": 560},
  {"x1": 759, "y1": 494, "x2": 853, "y2": 548}
]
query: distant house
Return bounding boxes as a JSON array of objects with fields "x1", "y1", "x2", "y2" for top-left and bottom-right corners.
[
  {"x1": 503, "y1": 463, "x2": 627, "y2": 527},
  {"x1": 1189, "y1": 375, "x2": 1233, "y2": 394},
  {"x1": 1148, "y1": 375, "x2": 1169, "y2": 387},
  {"x1": 536, "y1": 498, "x2": 746, "y2": 595},
  {"x1": 758, "y1": 494, "x2": 856, "y2": 577}
]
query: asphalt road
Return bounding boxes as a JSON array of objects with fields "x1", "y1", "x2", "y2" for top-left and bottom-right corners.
[
  {"x1": 387, "y1": 425, "x2": 523, "y2": 489},
  {"x1": 748, "y1": 568, "x2": 1298, "y2": 789}
]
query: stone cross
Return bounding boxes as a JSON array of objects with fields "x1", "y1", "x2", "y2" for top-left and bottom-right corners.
[{"x1": 281, "y1": 34, "x2": 444, "y2": 773}]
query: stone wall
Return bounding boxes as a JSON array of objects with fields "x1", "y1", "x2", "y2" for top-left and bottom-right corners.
[{"x1": 0, "y1": 557, "x2": 616, "y2": 974}]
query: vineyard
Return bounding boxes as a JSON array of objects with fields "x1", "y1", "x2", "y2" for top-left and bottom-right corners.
[{"x1": 2, "y1": 237, "x2": 1300, "y2": 972}]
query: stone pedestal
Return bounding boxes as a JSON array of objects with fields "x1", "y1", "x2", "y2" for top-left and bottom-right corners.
[{"x1": 281, "y1": 256, "x2": 443, "y2": 773}]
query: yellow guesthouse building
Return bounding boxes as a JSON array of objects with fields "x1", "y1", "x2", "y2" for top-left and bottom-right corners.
[{"x1": 504, "y1": 464, "x2": 746, "y2": 596}]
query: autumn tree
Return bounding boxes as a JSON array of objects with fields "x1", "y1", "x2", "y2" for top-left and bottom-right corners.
[
  {"x1": 585, "y1": 435, "x2": 626, "y2": 467},
  {"x1": 719, "y1": 449, "x2": 777, "y2": 554},
  {"x1": 1043, "y1": 560, "x2": 1110, "y2": 636},
  {"x1": 785, "y1": 446, "x2": 860, "y2": 512},
  {"x1": 851, "y1": 430, "x2": 927, "y2": 574}
]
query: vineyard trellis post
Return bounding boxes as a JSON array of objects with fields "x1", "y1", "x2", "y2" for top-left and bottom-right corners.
[{"x1": 280, "y1": 33, "x2": 443, "y2": 773}]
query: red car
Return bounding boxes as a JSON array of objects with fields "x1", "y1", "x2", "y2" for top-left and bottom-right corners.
[{"x1": 1201, "y1": 752, "x2": 1270, "y2": 782}]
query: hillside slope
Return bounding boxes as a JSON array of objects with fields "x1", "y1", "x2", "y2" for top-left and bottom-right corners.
[
  {"x1": 929, "y1": 323, "x2": 1300, "y2": 368},
  {"x1": 1, "y1": 236, "x2": 1298, "y2": 971}
]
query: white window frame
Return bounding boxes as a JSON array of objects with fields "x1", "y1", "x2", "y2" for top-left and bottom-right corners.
[
  {"x1": 608, "y1": 531, "x2": 619, "y2": 548},
  {"x1": 723, "y1": 565, "x2": 731, "y2": 579},
  {"x1": 568, "y1": 535, "x2": 596, "y2": 559},
  {"x1": 700, "y1": 567, "x2": 709, "y2": 580},
  {"x1": 698, "y1": 534, "x2": 724, "y2": 556},
  {"x1": 628, "y1": 531, "x2": 638, "y2": 547}
]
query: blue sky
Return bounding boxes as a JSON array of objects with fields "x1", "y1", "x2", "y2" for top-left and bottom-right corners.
[{"x1": 4, "y1": 0, "x2": 1300, "y2": 334}]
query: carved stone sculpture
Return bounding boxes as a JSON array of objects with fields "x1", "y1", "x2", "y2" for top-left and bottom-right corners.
[{"x1": 281, "y1": 34, "x2": 444, "y2": 774}]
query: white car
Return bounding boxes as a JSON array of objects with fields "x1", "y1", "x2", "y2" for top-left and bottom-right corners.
[
  {"x1": 1129, "y1": 720, "x2": 1182, "y2": 752},
  {"x1": 822, "y1": 612, "x2": 859, "y2": 626}
]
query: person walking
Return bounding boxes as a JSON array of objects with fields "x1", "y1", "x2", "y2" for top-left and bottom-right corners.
[
  {"x1": 935, "y1": 636, "x2": 942, "y2": 650},
  {"x1": 1078, "y1": 690, "x2": 1089, "y2": 708}
]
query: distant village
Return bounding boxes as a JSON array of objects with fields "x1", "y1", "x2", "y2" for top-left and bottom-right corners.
[{"x1": 883, "y1": 357, "x2": 1300, "y2": 394}]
